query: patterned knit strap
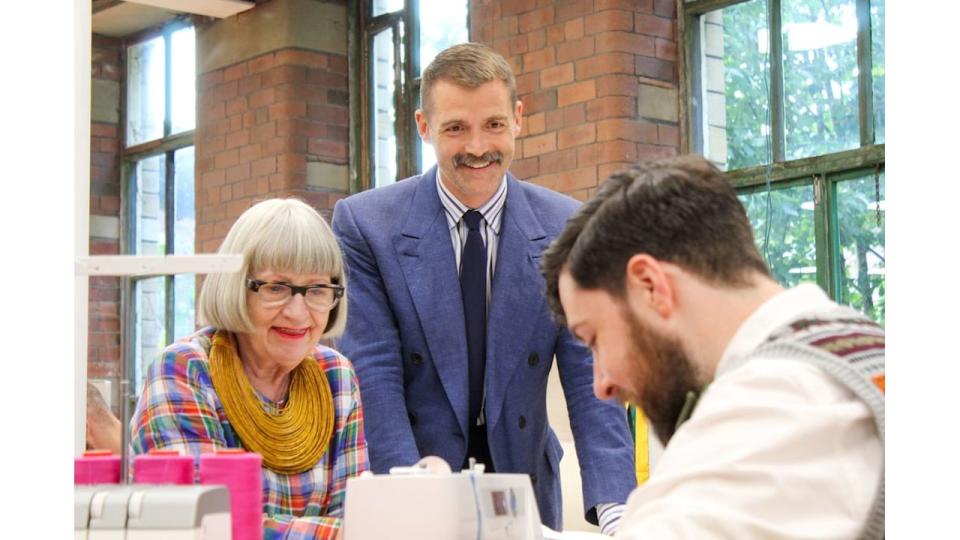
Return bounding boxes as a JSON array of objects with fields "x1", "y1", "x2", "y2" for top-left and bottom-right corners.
[{"x1": 765, "y1": 306, "x2": 885, "y2": 396}]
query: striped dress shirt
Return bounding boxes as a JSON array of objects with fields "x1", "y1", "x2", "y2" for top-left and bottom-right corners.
[
  {"x1": 435, "y1": 170, "x2": 507, "y2": 303},
  {"x1": 435, "y1": 172, "x2": 624, "y2": 535}
]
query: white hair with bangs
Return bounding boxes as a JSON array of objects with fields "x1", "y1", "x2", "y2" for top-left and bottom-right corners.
[{"x1": 198, "y1": 198, "x2": 348, "y2": 337}]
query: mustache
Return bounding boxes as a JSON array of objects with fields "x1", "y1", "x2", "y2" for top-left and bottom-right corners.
[{"x1": 454, "y1": 151, "x2": 503, "y2": 168}]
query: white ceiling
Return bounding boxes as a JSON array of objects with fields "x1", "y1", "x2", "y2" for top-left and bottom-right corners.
[
  {"x1": 92, "y1": 0, "x2": 255, "y2": 37},
  {"x1": 92, "y1": 3, "x2": 178, "y2": 37}
]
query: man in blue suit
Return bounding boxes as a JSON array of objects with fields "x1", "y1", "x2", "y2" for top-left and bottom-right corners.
[{"x1": 332, "y1": 43, "x2": 635, "y2": 533}]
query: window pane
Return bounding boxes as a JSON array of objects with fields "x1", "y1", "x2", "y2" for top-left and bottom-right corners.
[
  {"x1": 127, "y1": 36, "x2": 165, "y2": 146},
  {"x1": 173, "y1": 274, "x2": 196, "y2": 340},
  {"x1": 419, "y1": 0, "x2": 468, "y2": 76},
  {"x1": 739, "y1": 184, "x2": 817, "y2": 288},
  {"x1": 132, "y1": 155, "x2": 166, "y2": 256},
  {"x1": 782, "y1": 0, "x2": 859, "y2": 160},
  {"x1": 172, "y1": 146, "x2": 196, "y2": 341},
  {"x1": 171, "y1": 26, "x2": 196, "y2": 135},
  {"x1": 871, "y1": 1, "x2": 884, "y2": 144},
  {"x1": 701, "y1": 0, "x2": 771, "y2": 170},
  {"x1": 837, "y1": 173, "x2": 885, "y2": 324},
  {"x1": 372, "y1": 28, "x2": 398, "y2": 187},
  {"x1": 417, "y1": 0, "x2": 468, "y2": 174},
  {"x1": 134, "y1": 276, "x2": 167, "y2": 392},
  {"x1": 372, "y1": 0, "x2": 404, "y2": 16},
  {"x1": 173, "y1": 147, "x2": 195, "y2": 256},
  {"x1": 420, "y1": 139, "x2": 437, "y2": 174}
]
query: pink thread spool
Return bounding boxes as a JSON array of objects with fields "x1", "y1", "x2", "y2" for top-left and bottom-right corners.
[
  {"x1": 75, "y1": 450, "x2": 122, "y2": 485},
  {"x1": 133, "y1": 449, "x2": 195, "y2": 485},
  {"x1": 199, "y1": 449, "x2": 262, "y2": 540}
]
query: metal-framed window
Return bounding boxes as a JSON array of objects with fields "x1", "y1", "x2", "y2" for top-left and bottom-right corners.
[
  {"x1": 681, "y1": 0, "x2": 885, "y2": 322},
  {"x1": 122, "y1": 19, "x2": 197, "y2": 391},
  {"x1": 351, "y1": 0, "x2": 469, "y2": 191}
]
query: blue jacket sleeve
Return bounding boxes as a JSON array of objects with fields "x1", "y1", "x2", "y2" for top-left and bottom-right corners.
[
  {"x1": 555, "y1": 326, "x2": 637, "y2": 523},
  {"x1": 331, "y1": 198, "x2": 422, "y2": 472}
]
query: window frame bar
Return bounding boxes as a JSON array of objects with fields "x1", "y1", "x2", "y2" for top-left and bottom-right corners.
[
  {"x1": 683, "y1": 0, "x2": 752, "y2": 17},
  {"x1": 725, "y1": 143, "x2": 884, "y2": 190},
  {"x1": 767, "y1": 0, "x2": 785, "y2": 162},
  {"x1": 404, "y1": 0, "x2": 422, "y2": 177},
  {"x1": 856, "y1": 0, "x2": 875, "y2": 146},
  {"x1": 813, "y1": 173, "x2": 836, "y2": 296}
]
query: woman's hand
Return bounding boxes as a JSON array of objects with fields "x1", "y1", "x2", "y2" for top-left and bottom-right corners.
[{"x1": 86, "y1": 382, "x2": 123, "y2": 454}]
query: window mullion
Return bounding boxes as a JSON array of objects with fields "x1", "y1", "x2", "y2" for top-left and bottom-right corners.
[
  {"x1": 768, "y1": 0, "x2": 785, "y2": 163},
  {"x1": 856, "y1": 0, "x2": 875, "y2": 146},
  {"x1": 165, "y1": 276, "x2": 175, "y2": 347},
  {"x1": 406, "y1": 0, "x2": 420, "y2": 83},
  {"x1": 164, "y1": 150, "x2": 175, "y2": 345},
  {"x1": 814, "y1": 175, "x2": 840, "y2": 299},
  {"x1": 165, "y1": 151, "x2": 175, "y2": 257},
  {"x1": 348, "y1": 0, "x2": 362, "y2": 192},
  {"x1": 406, "y1": 0, "x2": 422, "y2": 175},
  {"x1": 119, "y1": 275, "x2": 136, "y2": 480},
  {"x1": 163, "y1": 28, "x2": 173, "y2": 139},
  {"x1": 687, "y1": 14, "x2": 705, "y2": 156},
  {"x1": 391, "y1": 19, "x2": 407, "y2": 180}
]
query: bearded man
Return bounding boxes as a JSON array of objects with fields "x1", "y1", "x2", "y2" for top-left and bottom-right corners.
[{"x1": 541, "y1": 155, "x2": 884, "y2": 539}]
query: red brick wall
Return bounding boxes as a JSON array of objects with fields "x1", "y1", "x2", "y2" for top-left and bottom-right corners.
[
  {"x1": 88, "y1": 34, "x2": 123, "y2": 391},
  {"x1": 195, "y1": 48, "x2": 350, "y2": 253},
  {"x1": 471, "y1": 0, "x2": 680, "y2": 201}
]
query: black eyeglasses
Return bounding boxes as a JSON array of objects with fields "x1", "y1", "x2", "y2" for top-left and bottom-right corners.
[{"x1": 246, "y1": 279, "x2": 344, "y2": 311}]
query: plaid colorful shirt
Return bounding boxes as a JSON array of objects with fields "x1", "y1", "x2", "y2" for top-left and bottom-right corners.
[{"x1": 131, "y1": 326, "x2": 369, "y2": 539}]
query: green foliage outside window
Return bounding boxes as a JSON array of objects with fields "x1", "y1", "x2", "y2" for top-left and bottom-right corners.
[
  {"x1": 739, "y1": 185, "x2": 817, "y2": 289},
  {"x1": 837, "y1": 173, "x2": 885, "y2": 323},
  {"x1": 706, "y1": 0, "x2": 884, "y2": 323}
]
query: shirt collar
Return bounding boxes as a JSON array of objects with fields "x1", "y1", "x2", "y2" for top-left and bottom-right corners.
[
  {"x1": 435, "y1": 168, "x2": 507, "y2": 235},
  {"x1": 715, "y1": 283, "x2": 835, "y2": 377}
]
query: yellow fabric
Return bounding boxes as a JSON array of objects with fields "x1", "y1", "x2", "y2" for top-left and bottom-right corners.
[
  {"x1": 633, "y1": 406, "x2": 651, "y2": 484},
  {"x1": 208, "y1": 330, "x2": 334, "y2": 474}
]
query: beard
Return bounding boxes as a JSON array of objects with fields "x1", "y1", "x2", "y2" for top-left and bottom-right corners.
[{"x1": 622, "y1": 307, "x2": 701, "y2": 446}]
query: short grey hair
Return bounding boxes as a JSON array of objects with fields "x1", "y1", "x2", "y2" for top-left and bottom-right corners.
[
  {"x1": 198, "y1": 198, "x2": 348, "y2": 338},
  {"x1": 420, "y1": 42, "x2": 517, "y2": 115}
]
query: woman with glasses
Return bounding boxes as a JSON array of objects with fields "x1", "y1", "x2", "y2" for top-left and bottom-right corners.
[{"x1": 130, "y1": 198, "x2": 367, "y2": 540}]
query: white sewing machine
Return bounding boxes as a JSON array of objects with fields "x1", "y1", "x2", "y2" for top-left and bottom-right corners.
[
  {"x1": 75, "y1": 484, "x2": 231, "y2": 540},
  {"x1": 343, "y1": 457, "x2": 545, "y2": 540}
]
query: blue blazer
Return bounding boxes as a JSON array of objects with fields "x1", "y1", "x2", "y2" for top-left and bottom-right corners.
[{"x1": 331, "y1": 167, "x2": 636, "y2": 529}]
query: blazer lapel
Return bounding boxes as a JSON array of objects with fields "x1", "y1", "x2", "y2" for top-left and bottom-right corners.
[
  {"x1": 395, "y1": 168, "x2": 470, "y2": 436},
  {"x1": 484, "y1": 175, "x2": 550, "y2": 432}
]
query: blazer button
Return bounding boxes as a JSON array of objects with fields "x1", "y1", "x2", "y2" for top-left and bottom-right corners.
[
  {"x1": 518, "y1": 415, "x2": 526, "y2": 429},
  {"x1": 527, "y1": 353, "x2": 539, "y2": 366},
  {"x1": 408, "y1": 412, "x2": 417, "y2": 426},
  {"x1": 411, "y1": 353, "x2": 423, "y2": 365},
  {"x1": 530, "y1": 473, "x2": 538, "y2": 486}
]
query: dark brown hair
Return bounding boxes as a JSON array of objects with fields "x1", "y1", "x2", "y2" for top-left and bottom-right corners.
[{"x1": 542, "y1": 155, "x2": 771, "y2": 323}]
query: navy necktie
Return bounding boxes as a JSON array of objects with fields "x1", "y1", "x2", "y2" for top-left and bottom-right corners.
[{"x1": 460, "y1": 210, "x2": 487, "y2": 428}]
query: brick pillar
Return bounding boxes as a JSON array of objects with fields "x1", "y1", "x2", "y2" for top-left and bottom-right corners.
[
  {"x1": 471, "y1": 0, "x2": 681, "y2": 201},
  {"x1": 89, "y1": 33, "x2": 123, "y2": 410},
  {"x1": 195, "y1": 0, "x2": 349, "y2": 253}
]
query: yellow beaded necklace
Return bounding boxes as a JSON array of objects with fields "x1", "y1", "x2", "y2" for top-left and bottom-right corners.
[{"x1": 208, "y1": 330, "x2": 334, "y2": 475}]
